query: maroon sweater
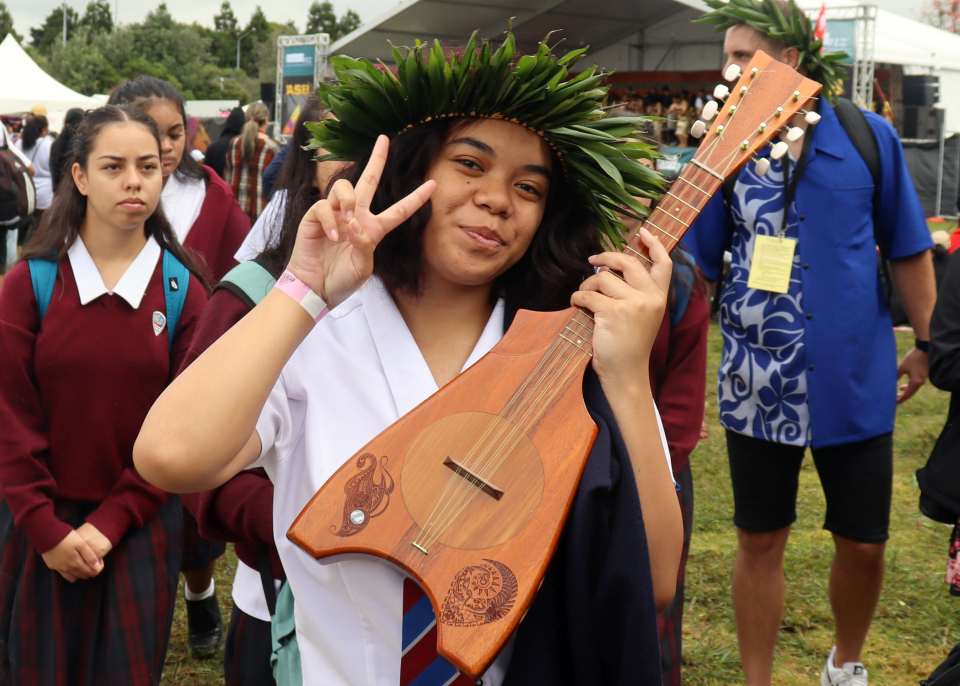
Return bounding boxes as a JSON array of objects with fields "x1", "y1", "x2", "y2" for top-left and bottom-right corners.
[
  {"x1": 183, "y1": 168, "x2": 251, "y2": 284},
  {"x1": 0, "y1": 257, "x2": 206, "y2": 553},
  {"x1": 179, "y1": 287, "x2": 284, "y2": 580},
  {"x1": 648, "y1": 280, "x2": 710, "y2": 474}
]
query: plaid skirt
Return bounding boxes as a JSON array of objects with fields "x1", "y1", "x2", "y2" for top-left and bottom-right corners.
[
  {"x1": 180, "y1": 506, "x2": 227, "y2": 573},
  {"x1": 223, "y1": 604, "x2": 275, "y2": 686},
  {"x1": 0, "y1": 496, "x2": 182, "y2": 686},
  {"x1": 658, "y1": 461, "x2": 694, "y2": 686}
]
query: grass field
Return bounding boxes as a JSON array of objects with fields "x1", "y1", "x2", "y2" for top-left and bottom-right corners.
[{"x1": 161, "y1": 325, "x2": 957, "y2": 685}]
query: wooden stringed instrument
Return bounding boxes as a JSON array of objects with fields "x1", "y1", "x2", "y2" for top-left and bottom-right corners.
[{"x1": 288, "y1": 50, "x2": 822, "y2": 679}]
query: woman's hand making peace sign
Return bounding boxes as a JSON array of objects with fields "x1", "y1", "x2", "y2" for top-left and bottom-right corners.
[{"x1": 286, "y1": 135, "x2": 437, "y2": 310}]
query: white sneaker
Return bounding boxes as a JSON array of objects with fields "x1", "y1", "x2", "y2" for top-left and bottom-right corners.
[{"x1": 820, "y1": 646, "x2": 868, "y2": 686}]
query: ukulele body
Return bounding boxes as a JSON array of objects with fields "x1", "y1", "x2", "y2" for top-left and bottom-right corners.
[{"x1": 287, "y1": 307, "x2": 597, "y2": 679}]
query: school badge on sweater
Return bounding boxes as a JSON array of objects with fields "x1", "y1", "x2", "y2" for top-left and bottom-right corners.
[{"x1": 152, "y1": 311, "x2": 167, "y2": 336}]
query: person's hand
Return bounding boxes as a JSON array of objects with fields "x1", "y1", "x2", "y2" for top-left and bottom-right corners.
[
  {"x1": 571, "y1": 228, "x2": 672, "y2": 387},
  {"x1": 40, "y1": 530, "x2": 103, "y2": 582},
  {"x1": 897, "y1": 346, "x2": 929, "y2": 403},
  {"x1": 285, "y1": 135, "x2": 437, "y2": 310},
  {"x1": 76, "y1": 522, "x2": 113, "y2": 562}
]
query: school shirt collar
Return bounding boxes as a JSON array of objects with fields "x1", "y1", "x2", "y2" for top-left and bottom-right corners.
[
  {"x1": 67, "y1": 235, "x2": 161, "y2": 309},
  {"x1": 160, "y1": 170, "x2": 206, "y2": 242},
  {"x1": 362, "y1": 276, "x2": 505, "y2": 417}
]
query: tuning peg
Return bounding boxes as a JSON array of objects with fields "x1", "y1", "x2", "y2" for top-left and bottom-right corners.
[
  {"x1": 691, "y1": 120, "x2": 707, "y2": 138},
  {"x1": 755, "y1": 157, "x2": 771, "y2": 176},
  {"x1": 785, "y1": 126, "x2": 804, "y2": 142},
  {"x1": 803, "y1": 110, "x2": 821, "y2": 125},
  {"x1": 702, "y1": 100, "x2": 719, "y2": 120},
  {"x1": 770, "y1": 141, "x2": 789, "y2": 160},
  {"x1": 725, "y1": 64, "x2": 742, "y2": 81},
  {"x1": 713, "y1": 84, "x2": 730, "y2": 100}
]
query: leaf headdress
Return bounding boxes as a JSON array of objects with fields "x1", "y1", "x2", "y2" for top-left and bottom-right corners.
[
  {"x1": 306, "y1": 31, "x2": 663, "y2": 248},
  {"x1": 696, "y1": 0, "x2": 848, "y2": 104}
]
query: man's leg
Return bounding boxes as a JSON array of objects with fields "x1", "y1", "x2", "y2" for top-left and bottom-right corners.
[
  {"x1": 733, "y1": 525, "x2": 791, "y2": 686},
  {"x1": 726, "y1": 430, "x2": 806, "y2": 686},
  {"x1": 812, "y1": 432, "x2": 893, "y2": 671},
  {"x1": 829, "y1": 535, "x2": 885, "y2": 665}
]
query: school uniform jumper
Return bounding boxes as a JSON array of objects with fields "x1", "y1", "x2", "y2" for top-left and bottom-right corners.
[
  {"x1": 161, "y1": 167, "x2": 251, "y2": 574},
  {"x1": 162, "y1": 167, "x2": 252, "y2": 286},
  {"x1": 0, "y1": 237, "x2": 206, "y2": 686}
]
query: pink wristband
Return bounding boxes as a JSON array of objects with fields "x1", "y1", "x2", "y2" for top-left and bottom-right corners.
[{"x1": 275, "y1": 270, "x2": 329, "y2": 323}]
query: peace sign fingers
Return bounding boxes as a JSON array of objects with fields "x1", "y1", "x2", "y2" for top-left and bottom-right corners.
[{"x1": 355, "y1": 135, "x2": 390, "y2": 216}]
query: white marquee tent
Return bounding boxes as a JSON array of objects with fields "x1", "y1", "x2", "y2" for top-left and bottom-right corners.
[
  {"x1": 331, "y1": 0, "x2": 960, "y2": 131},
  {"x1": 0, "y1": 34, "x2": 99, "y2": 132}
]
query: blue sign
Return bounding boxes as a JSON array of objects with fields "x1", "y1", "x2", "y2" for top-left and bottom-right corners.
[
  {"x1": 283, "y1": 46, "x2": 316, "y2": 78},
  {"x1": 824, "y1": 20, "x2": 855, "y2": 63}
]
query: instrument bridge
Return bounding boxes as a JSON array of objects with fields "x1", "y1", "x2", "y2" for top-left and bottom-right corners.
[{"x1": 444, "y1": 457, "x2": 504, "y2": 501}]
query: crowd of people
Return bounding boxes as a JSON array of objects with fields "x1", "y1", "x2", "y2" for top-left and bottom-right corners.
[{"x1": 0, "y1": 0, "x2": 956, "y2": 685}]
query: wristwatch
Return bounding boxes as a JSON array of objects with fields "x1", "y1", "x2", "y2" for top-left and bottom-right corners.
[{"x1": 915, "y1": 338, "x2": 930, "y2": 353}]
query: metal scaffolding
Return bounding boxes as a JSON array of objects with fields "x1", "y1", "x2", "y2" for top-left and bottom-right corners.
[{"x1": 808, "y1": 4, "x2": 877, "y2": 109}]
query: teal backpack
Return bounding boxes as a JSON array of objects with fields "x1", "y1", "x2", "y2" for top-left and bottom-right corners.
[
  {"x1": 218, "y1": 261, "x2": 301, "y2": 686},
  {"x1": 29, "y1": 251, "x2": 190, "y2": 348}
]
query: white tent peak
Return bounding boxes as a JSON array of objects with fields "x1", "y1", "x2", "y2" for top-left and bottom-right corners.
[{"x1": 0, "y1": 33, "x2": 98, "y2": 127}]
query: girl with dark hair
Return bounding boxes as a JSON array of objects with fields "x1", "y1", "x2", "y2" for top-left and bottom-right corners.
[
  {"x1": 108, "y1": 74, "x2": 251, "y2": 659},
  {"x1": 138, "y1": 34, "x2": 684, "y2": 686},
  {"x1": 15, "y1": 114, "x2": 55, "y2": 244},
  {"x1": 0, "y1": 104, "x2": 208, "y2": 685},
  {"x1": 109, "y1": 76, "x2": 251, "y2": 284},
  {"x1": 49, "y1": 107, "x2": 86, "y2": 191},
  {"x1": 225, "y1": 101, "x2": 281, "y2": 222}
]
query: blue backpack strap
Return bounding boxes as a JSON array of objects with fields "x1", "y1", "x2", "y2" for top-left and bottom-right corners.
[
  {"x1": 161, "y1": 251, "x2": 190, "y2": 349},
  {"x1": 216, "y1": 261, "x2": 278, "y2": 308},
  {"x1": 28, "y1": 258, "x2": 58, "y2": 321}
]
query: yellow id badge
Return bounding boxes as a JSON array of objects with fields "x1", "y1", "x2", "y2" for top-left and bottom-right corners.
[{"x1": 747, "y1": 235, "x2": 797, "y2": 294}]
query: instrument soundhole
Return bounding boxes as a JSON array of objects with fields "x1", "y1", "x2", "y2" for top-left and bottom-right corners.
[{"x1": 401, "y1": 412, "x2": 545, "y2": 550}]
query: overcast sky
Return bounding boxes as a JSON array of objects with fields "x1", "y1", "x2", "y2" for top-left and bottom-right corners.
[{"x1": 3, "y1": 0, "x2": 930, "y2": 41}]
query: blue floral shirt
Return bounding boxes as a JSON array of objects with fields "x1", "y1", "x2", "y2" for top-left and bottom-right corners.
[
  {"x1": 686, "y1": 100, "x2": 933, "y2": 449},
  {"x1": 718, "y1": 157, "x2": 811, "y2": 445}
]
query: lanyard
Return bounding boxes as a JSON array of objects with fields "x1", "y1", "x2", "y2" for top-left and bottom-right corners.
[{"x1": 780, "y1": 127, "x2": 815, "y2": 237}]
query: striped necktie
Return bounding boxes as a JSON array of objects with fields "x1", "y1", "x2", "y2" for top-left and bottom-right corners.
[{"x1": 401, "y1": 578, "x2": 475, "y2": 686}]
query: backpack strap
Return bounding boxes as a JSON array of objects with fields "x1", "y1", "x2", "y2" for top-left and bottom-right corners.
[
  {"x1": 832, "y1": 98, "x2": 883, "y2": 249},
  {"x1": 161, "y1": 251, "x2": 190, "y2": 349},
  {"x1": 216, "y1": 260, "x2": 278, "y2": 309},
  {"x1": 28, "y1": 258, "x2": 58, "y2": 320}
]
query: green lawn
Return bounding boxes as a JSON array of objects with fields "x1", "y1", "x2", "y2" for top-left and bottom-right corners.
[{"x1": 162, "y1": 325, "x2": 956, "y2": 685}]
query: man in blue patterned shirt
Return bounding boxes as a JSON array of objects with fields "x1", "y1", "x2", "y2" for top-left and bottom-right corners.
[{"x1": 686, "y1": 1, "x2": 937, "y2": 684}]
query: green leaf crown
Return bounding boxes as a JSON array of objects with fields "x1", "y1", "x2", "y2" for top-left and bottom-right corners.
[
  {"x1": 306, "y1": 31, "x2": 664, "y2": 247},
  {"x1": 696, "y1": 0, "x2": 849, "y2": 104}
]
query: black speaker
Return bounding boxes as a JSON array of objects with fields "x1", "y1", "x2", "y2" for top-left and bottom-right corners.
[
  {"x1": 903, "y1": 75, "x2": 939, "y2": 107},
  {"x1": 260, "y1": 82, "x2": 276, "y2": 104},
  {"x1": 903, "y1": 106, "x2": 944, "y2": 139}
]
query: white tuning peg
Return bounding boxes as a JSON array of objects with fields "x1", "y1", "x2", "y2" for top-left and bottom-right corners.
[
  {"x1": 724, "y1": 64, "x2": 742, "y2": 81},
  {"x1": 702, "y1": 100, "x2": 719, "y2": 120},
  {"x1": 713, "y1": 84, "x2": 730, "y2": 100},
  {"x1": 770, "y1": 141, "x2": 789, "y2": 160},
  {"x1": 690, "y1": 120, "x2": 707, "y2": 138},
  {"x1": 785, "y1": 126, "x2": 804, "y2": 142},
  {"x1": 755, "y1": 158, "x2": 771, "y2": 176},
  {"x1": 804, "y1": 110, "x2": 822, "y2": 125}
]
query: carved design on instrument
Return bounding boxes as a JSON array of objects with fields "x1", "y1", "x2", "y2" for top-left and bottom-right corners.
[
  {"x1": 440, "y1": 559, "x2": 518, "y2": 627},
  {"x1": 330, "y1": 453, "x2": 395, "y2": 537}
]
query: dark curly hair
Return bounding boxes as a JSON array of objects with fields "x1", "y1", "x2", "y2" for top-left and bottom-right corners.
[{"x1": 328, "y1": 118, "x2": 601, "y2": 312}]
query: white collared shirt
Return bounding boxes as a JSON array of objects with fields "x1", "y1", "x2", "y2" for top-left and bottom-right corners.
[
  {"x1": 160, "y1": 171, "x2": 206, "y2": 243},
  {"x1": 252, "y1": 277, "x2": 672, "y2": 685},
  {"x1": 234, "y1": 189, "x2": 287, "y2": 262},
  {"x1": 66, "y1": 235, "x2": 161, "y2": 309}
]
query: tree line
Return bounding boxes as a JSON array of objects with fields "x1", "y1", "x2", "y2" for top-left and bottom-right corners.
[{"x1": 0, "y1": 1, "x2": 361, "y2": 104}]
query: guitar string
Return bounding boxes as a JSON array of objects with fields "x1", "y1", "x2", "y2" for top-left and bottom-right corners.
[
  {"x1": 411, "y1": 333, "x2": 570, "y2": 550},
  {"x1": 411, "y1": 74, "x2": 807, "y2": 547}
]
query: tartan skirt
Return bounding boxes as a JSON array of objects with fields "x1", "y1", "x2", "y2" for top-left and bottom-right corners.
[
  {"x1": 0, "y1": 496, "x2": 183, "y2": 686},
  {"x1": 180, "y1": 506, "x2": 227, "y2": 573}
]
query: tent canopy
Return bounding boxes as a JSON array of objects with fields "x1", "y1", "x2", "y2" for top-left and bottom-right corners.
[
  {"x1": 329, "y1": 0, "x2": 708, "y2": 61},
  {"x1": 0, "y1": 34, "x2": 98, "y2": 128}
]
